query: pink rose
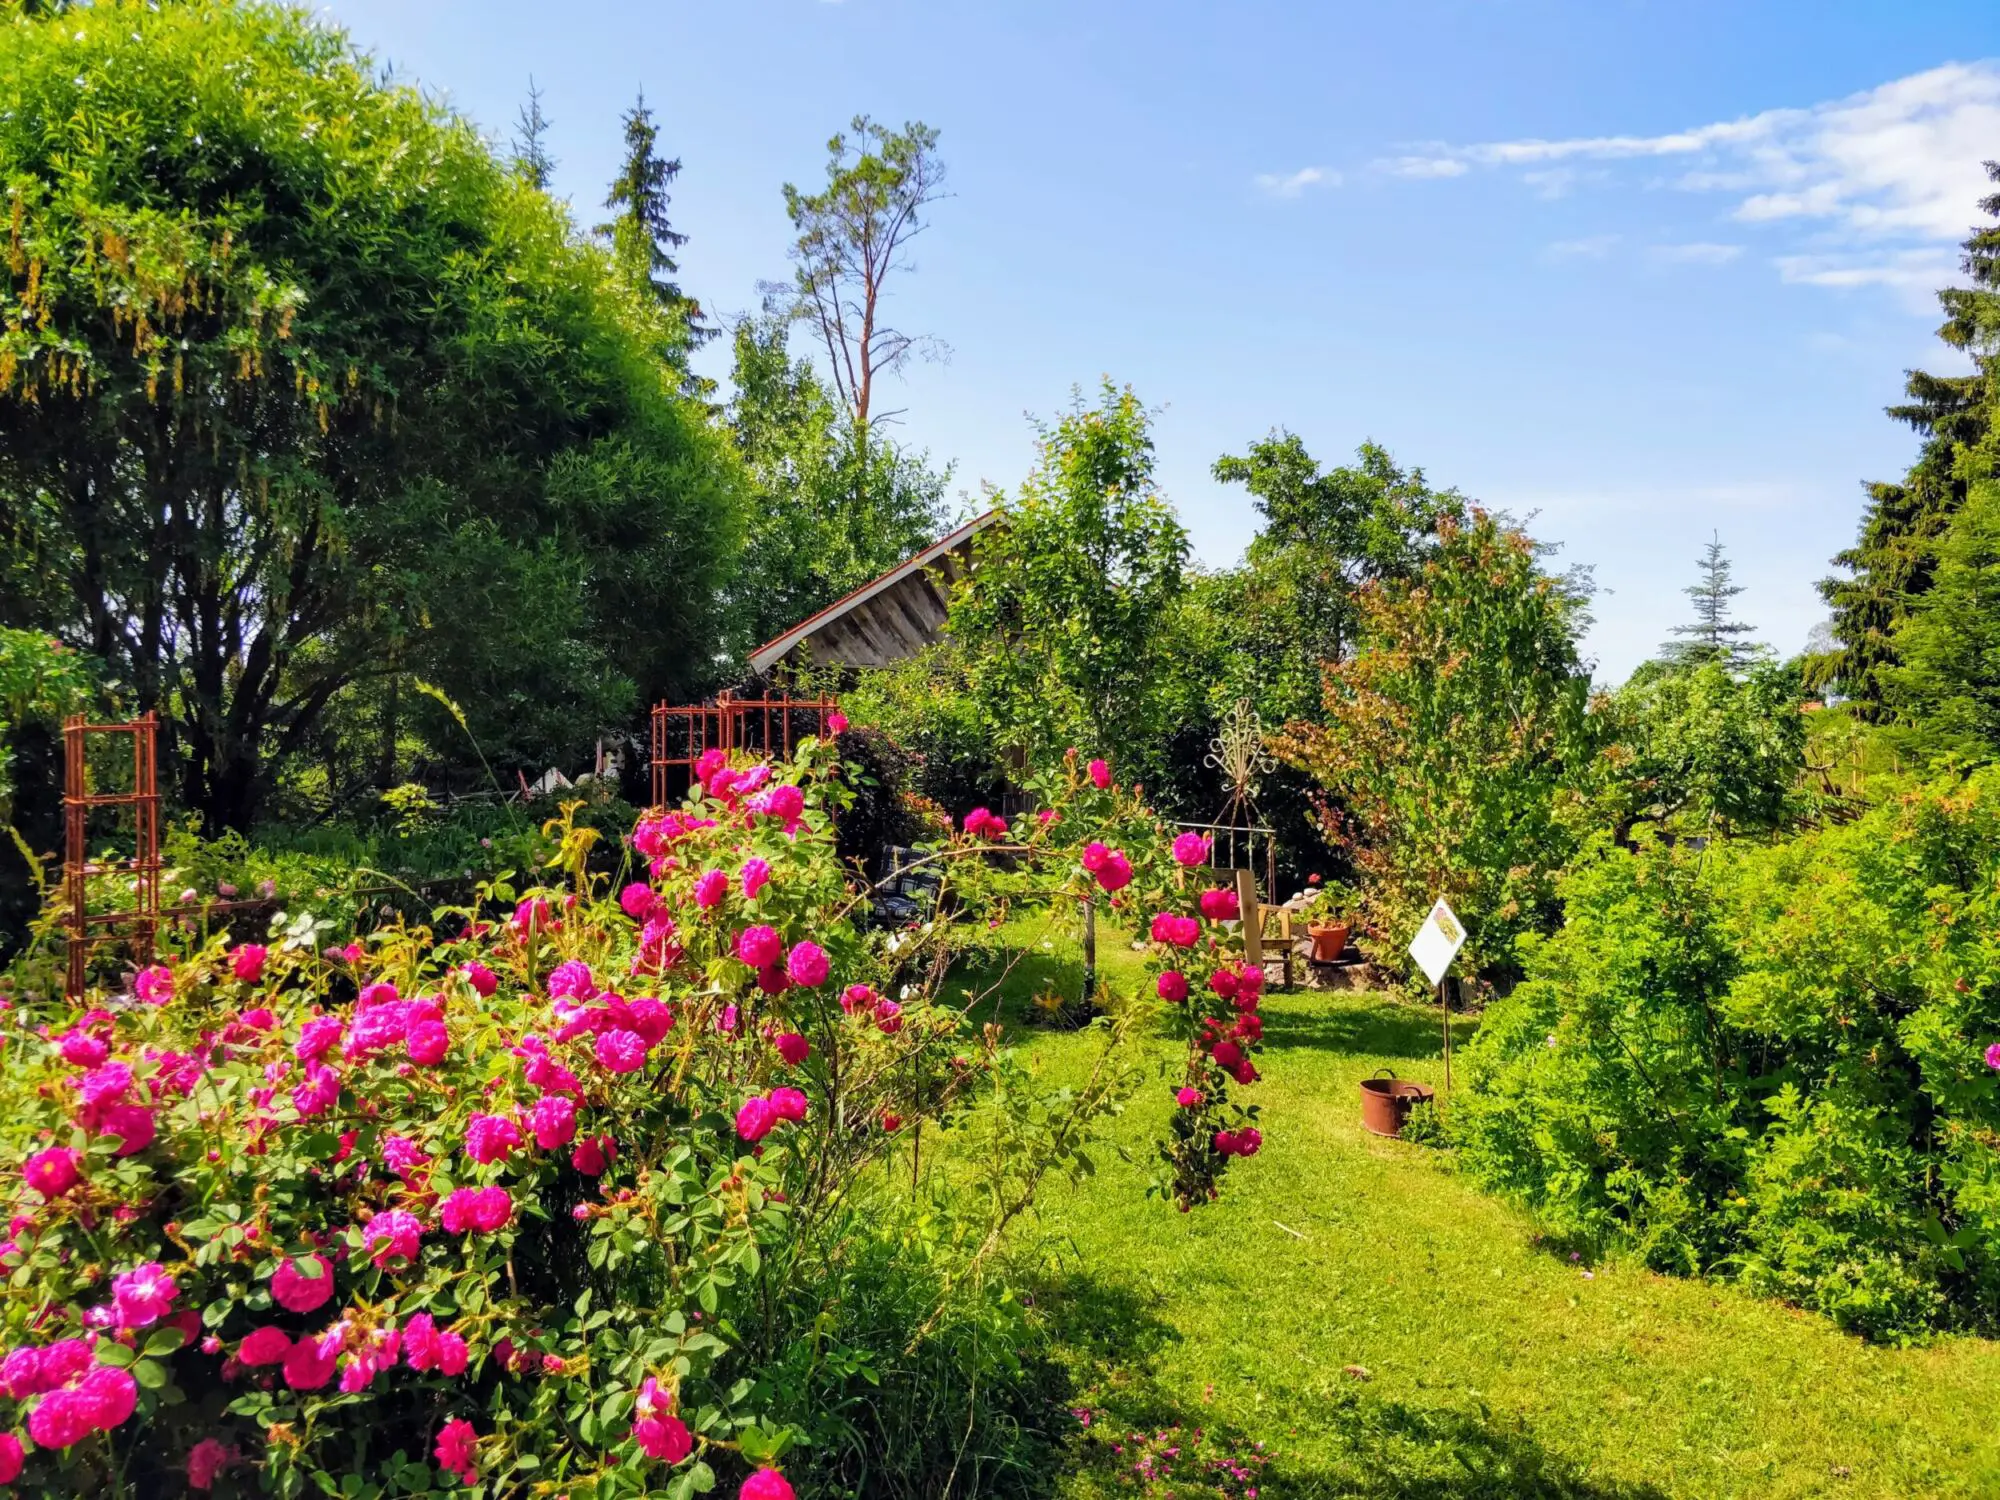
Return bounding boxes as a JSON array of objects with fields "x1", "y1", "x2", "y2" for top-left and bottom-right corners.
[
  {"x1": 0, "y1": 1433, "x2": 21, "y2": 1485},
  {"x1": 571, "y1": 1134, "x2": 615, "y2": 1175},
  {"x1": 1095, "y1": 851, "x2": 1133, "y2": 893},
  {"x1": 769, "y1": 1086, "x2": 809, "y2": 1123},
  {"x1": 271, "y1": 1254, "x2": 335, "y2": 1314},
  {"x1": 741, "y1": 858, "x2": 772, "y2": 900},
  {"x1": 635, "y1": 1412, "x2": 693, "y2": 1462},
  {"x1": 465, "y1": 1113, "x2": 522, "y2": 1165},
  {"x1": 620, "y1": 881, "x2": 659, "y2": 920},
  {"x1": 1198, "y1": 887, "x2": 1240, "y2": 921},
  {"x1": 238, "y1": 1327, "x2": 293, "y2": 1367},
  {"x1": 231, "y1": 944, "x2": 268, "y2": 982},
  {"x1": 741, "y1": 1469, "x2": 797, "y2": 1500},
  {"x1": 786, "y1": 941, "x2": 830, "y2": 988},
  {"x1": 362, "y1": 1208, "x2": 424, "y2": 1269},
  {"x1": 1157, "y1": 971, "x2": 1189, "y2": 1003},
  {"x1": 1170, "y1": 831, "x2": 1211, "y2": 867},
  {"x1": 435, "y1": 1417, "x2": 479, "y2": 1485},
  {"x1": 406, "y1": 1019, "x2": 450, "y2": 1065},
  {"x1": 462, "y1": 962, "x2": 498, "y2": 998},
  {"x1": 546, "y1": 960, "x2": 597, "y2": 1002},
  {"x1": 111, "y1": 1261, "x2": 177, "y2": 1327},
  {"x1": 736, "y1": 1096, "x2": 779, "y2": 1142},
  {"x1": 531, "y1": 1094, "x2": 578, "y2": 1150},
  {"x1": 774, "y1": 1032, "x2": 810, "y2": 1067},
  {"x1": 188, "y1": 1436, "x2": 235, "y2": 1490},
  {"x1": 694, "y1": 869, "x2": 729, "y2": 910},
  {"x1": 735, "y1": 925, "x2": 783, "y2": 969},
  {"x1": 24, "y1": 1147, "x2": 80, "y2": 1199},
  {"x1": 133, "y1": 964, "x2": 173, "y2": 1005},
  {"x1": 1088, "y1": 757, "x2": 1111, "y2": 790},
  {"x1": 595, "y1": 1030, "x2": 650, "y2": 1074}
]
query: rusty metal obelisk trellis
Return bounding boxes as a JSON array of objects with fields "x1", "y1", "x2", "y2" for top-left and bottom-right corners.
[
  {"x1": 62, "y1": 712, "x2": 163, "y2": 999},
  {"x1": 650, "y1": 691, "x2": 840, "y2": 808}
]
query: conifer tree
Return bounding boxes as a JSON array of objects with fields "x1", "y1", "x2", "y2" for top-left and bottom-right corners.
[
  {"x1": 512, "y1": 77, "x2": 555, "y2": 190},
  {"x1": 1814, "y1": 162, "x2": 2000, "y2": 715},
  {"x1": 1662, "y1": 533, "x2": 1758, "y2": 670},
  {"x1": 600, "y1": 90, "x2": 711, "y2": 356}
]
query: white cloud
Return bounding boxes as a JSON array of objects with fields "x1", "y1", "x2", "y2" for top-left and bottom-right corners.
[
  {"x1": 1389, "y1": 60, "x2": 2000, "y2": 297},
  {"x1": 1652, "y1": 241, "x2": 1744, "y2": 265},
  {"x1": 1380, "y1": 155, "x2": 1468, "y2": 178},
  {"x1": 1545, "y1": 234, "x2": 1621, "y2": 260},
  {"x1": 1254, "y1": 165, "x2": 1339, "y2": 198}
]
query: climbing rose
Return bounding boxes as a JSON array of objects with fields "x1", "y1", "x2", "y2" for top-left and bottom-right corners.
[
  {"x1": 572, "y1": 1134, "x2": 615, "y2": 1175},
  {"x1": 406, "y1": 1019, "x2": 450, "y2": 1065},
  {"x1": 134, "y1": 964, "x2": 173, "y2": 1004},
  {"x1": 531, "y1": 1094, "x2": 578, "y2": 1150},
  {"x1": 272, "y1": 1255, "x2": 335, "y2": 1314},
  {"x1": 1157, "y1": 971, "x2": 1189, "y2": 1003},
  {"x1": 238, "y1": 1327, "x2": 293, "y2": 1367},
  {"x1": 1171, "y1": 831, "x2": 1212, "y2": 867},
  {"x1": 295, "y1": 1015, "x2": 343, "y2": 1060},
  {"x1": 24, "y1": 1147, "x2": 80, "y2": 1199},
  {"x1": 694, "y1": 869, "x2": 729, "y2": 909},
  {"x1": 546, "y1": 960, "x2": 597, "y2": 1002},
  {"x1": 741, "y1": 858, "x2": 772, "y2": 899},
  {"x1": 382, "y1": 1135, "x2": 431, "y2": 1180},
  {"x1": 111, "y1": 1261, "x2": 177, "y2": 1328},
  {"x1": 841, "y1": 983, "x2": 875, "y2": 1013},
  {"x1": 0, "y1": 1348, "x2": 40, "y2": 1400},
  {"x1": 736, "y1": 1096, "x2": 779, "y2": 1142},
  {"x1": 462, "y1": 961, "x2": 498, "y2": 998},
  {"x1": 873, "y1": 999, "x2": 903, "y2": 1035},
  {"x1": 1088, "y1": 757, "x2": 1111, "y2": 789},
  {"x1": 435, "y1": 1417, "x2": 479, "y2": 1486},
  {"x1": 786, "y1": 941, "x2": 830, "y2": 987},
  {"x1": 57, "y1": 1030, "x2": 107, "y2": 1067},
  {"x1": 1150, "y1": 913, "x2": 1200, "y2": 948},
  {"x1": 774, "y1": 1032, "x2": 810, "y2": 1066},
  {"x1": 769, "y1": 1086, "x2": 809, "y2": 1123},
  {"x1": 231, "y1": 944, "x2": 268, "y2": 982},
  {"x1": 0, "y1": 1433, "x2": 21, "y2": 1484},
  {"x1": 595, "y1": 1030, "x2": 650, "y2": 1074},
  {"x1": 363, "y1": 1209, "x2": 424, "y2": 1268},
  {"x1": 1175, "y1": 1086, "x2": 1201, "y2": 1107},
  {"x1": 1987, "y1": 1042, "x2": 2000, "y2": 1071},
  {"x1": 290, "y1": 1065, "x2": 339, "y2": 1119},
  {"x1": 1080, "y1": 842, "x2": 1111, "y2": 872},
  {"x1": 1211, "y1": 1040, "x2": 1245, "y2": 1070},
  {"x1": 441, "y1": 1186, "x2": 513, "y2": 1234},
  {"x1": 735, "y1": 925, "x2": 783, "y2": 969},
  {"x1": 187, "y1": 1437, "x2": 234, "y2": 1490},
  {"x1": 1096, "y1": 851, "x2": 1133, "y2": 893},
  {"x1": 741, "y1": 1468, "x2": 797, "y2": 1500},
  {"x1": 1198, "y1": 887, "x2": 1240, "y2": 921},
  {"x1": 620, "y1": 882, "x2": 659, "y2": 920},
  {"x1": 28, "y1": 1388, "x2": 93, "y2": 1448},
  {"x1": 827, "y1": 711, "x2": 849, "y2": 734},
  {"x1": 74, "y1": 1363, "x2": 138, "y2": 1431},
  {"x1": 756, "y1": 964, "x2": 791, "y2": 996},
  {"x1": 282, "y1": 1334, "x2": 339, "y2": 1391},
  {"x1": 963, "y1": 806, "x2": 1008, "y2": 838},
  {"x1": 1209, "y1": 968, "x2": 1241, "y2": 1000},
  {"x1": 465, "y1": 1113, "x2": 522, "y2": 1164},
  {"x1": 404, "y1": 1313, "x2": 469, "y2": 1376}
]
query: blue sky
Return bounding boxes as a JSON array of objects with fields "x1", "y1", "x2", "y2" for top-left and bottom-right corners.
[{"x1": 322, "y1": 0, "x2": 2000, "y2": 679}]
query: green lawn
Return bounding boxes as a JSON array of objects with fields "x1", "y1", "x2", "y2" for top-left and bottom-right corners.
[{"x1": 937, "y1": 914, "x2": 2000, "y2": 1500}]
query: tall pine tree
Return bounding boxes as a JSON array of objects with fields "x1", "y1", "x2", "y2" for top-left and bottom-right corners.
[
  {"x1": 1662, "y1": 533, "x2": 1758, "y2": 670},
  {"x1": 512, "y1": 77, "x2": 555, "y2": 190},
  {"x1": 1813, "y1": 162, "x2": 2000, "y2": 716},
  {"x1": 599, "y1": 90, "x2": 711, "y2": 367}
]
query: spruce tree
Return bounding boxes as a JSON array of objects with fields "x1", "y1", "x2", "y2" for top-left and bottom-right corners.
[
  {"x1": 1814, "y1": 162, "x2": 2000, "y2": 716},
  {"x1": 1662, "y1": 533, "x2": 1758, "y2": 669},
  {"x1": 512, "y1": 77, "x2": 555, "y2": 190},
  {"x1": 599, "y1": 90, "x2": 711, "y2": 353}
]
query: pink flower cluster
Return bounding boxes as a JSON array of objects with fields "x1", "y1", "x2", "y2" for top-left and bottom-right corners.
[
  {"x1": 963, "y1": 806, "x2": 1009, "y2": 838},
  {"x1": 736, "y1": 1086, "x2": 809, "y2": 1142},
  {"x1": 4, "y1": 1339, "x2": 137, "y2": 1449},
  {"x1": 1082, "y1": 842, "x2": 1133, "y2": 892}
]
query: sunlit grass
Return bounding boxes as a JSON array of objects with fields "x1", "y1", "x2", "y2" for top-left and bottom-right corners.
[{"x1": 929, "y1": 914, "x2": 2000, "y2": 1499}]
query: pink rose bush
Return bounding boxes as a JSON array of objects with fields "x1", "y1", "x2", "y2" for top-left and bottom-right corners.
[{"x1": 0, "y1": 737, "x2": 1172, "y2": 1495}]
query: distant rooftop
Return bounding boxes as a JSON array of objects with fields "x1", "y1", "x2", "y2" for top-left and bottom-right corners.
[{"x1": 747, "y1": 509, "x2": 1003, "y2": 676}]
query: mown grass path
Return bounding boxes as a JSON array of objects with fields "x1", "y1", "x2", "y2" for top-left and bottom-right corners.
[{"x1": 945, "y1": 919, "x2": 2000, "y2": 1499}]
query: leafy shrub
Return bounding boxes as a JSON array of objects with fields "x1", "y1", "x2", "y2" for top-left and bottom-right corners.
[
  {"x1": 0, "y1": 729, "x2": 1274, "y2": 1492},
  {"x1": 1456, "y1": 769, "x2": 2000, "y2": 1338}
]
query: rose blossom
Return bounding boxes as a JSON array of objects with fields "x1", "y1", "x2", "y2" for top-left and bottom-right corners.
[
  {"x1": 735, "y1": 925, "x2": 783, "y2": 969},
  {"x1": 785, "y1": 941, "x2": 829, "y2": 988},
  {"x1": 435, "y1": 1417, "x2": 479, "y2": 1485},
  {"x1": 531, "y1": 1093, "x2": 578, "y2": 1150},
  {"x1": 24, "y1": 1147, "x2": 80, "y2": 1199},
  {"x1": 363, "y1": 1209, "x2": 424, "y2": 1268},
  {"x1": 1088, "y1": 757, "x2": 1111, "y2": 789},
  {"x1": 111, "y1": 1261, "x2": 177, "y2": 1327},
  {"x1": 774, "y1": 1032, "x2": 810, "y2": 1067},
  {"x1": 694, "y1": 869, "x2": 729, "y2": 909},
  {"x1": 735, "y1": 1096, "x2": 779, "y2": 1142},
  {"x1": 465, "y1": 1113, "x2": 522, "y2": 1165},
  {"x1": 230, "y1": 944, "x2": 269, "y2": 982},
  {"x1": 272, "y1": 1254, "x2": 335, "y2": 1314},
  {"x1": 741, "y1": 1469, "x2": 797, "y2": 1500}
]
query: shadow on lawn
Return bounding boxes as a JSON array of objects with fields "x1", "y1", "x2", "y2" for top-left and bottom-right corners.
[
  {"x1": 1040, "y1": 1272, "x2": 1665, "y2": 1500},
  {"x1": 1258, "y1": 994, "x2": 1480, "y2": 1062}
]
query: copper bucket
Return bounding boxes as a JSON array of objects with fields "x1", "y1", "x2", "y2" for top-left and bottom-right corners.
[{"x1": 1359, "y1": 1069, "x2": 1435, "y2": 1138}]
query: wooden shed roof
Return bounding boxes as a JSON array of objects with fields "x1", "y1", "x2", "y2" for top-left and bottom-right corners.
[{"x1": 747, "y1": 509, "x2": 1003, "y2": 676}]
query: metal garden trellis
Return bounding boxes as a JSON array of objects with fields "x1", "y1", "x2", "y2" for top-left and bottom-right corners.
[
  {"x1": 62, "y1": 711, "x2": 162, "y2": 1000},
  {"x1": 650, "y1": 690, "x2": 840, "y2": 808}
]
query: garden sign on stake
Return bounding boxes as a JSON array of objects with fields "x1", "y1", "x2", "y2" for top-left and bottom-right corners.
[{"x1": 1408, "y1": 897, "x2": 1467, "y2": 1090}]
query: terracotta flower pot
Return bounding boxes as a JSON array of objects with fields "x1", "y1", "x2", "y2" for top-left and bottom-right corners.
[{"x1": 1307, "y1": 920, "x2": 1350, "y2": 963}]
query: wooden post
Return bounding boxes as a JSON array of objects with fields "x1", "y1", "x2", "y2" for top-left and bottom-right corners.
[
  {"x1": 1280, "y1": 910, "x2": 1294, "y2": 991},
  {"x1": 1081, "y1": 898, "x2": 1097, "y2": 1006},
  {"x1": 1236, "y1": 866, "x2": 1262, "y2": 971},
  {"x1": 1440, "y1": 979, "x2": 1453, "y2": 1092}
]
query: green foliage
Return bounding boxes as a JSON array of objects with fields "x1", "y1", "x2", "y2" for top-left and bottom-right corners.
[
  {"x1": 0, "y1": 1, "x2": 743, "y2": 829},
  {"x1": 1884, "y1": 479, "x2": 2000, "y2": 761},
  {"x1": 836, "y1": 644, "x2": 1009, "y2": 818},
  {"x1": 1457, "y1": 768, "x2": 2000, "y2": 1338},
  {"x1": 0, "y1": 629, "x2": 95, "y2": 821},
  {"x1": 598, "y1": 88, "x2": 711, "y2": 375},
  {"x1": 1277, "y1": 509, "x2": 1595, "y2": 978},
  {"x1": 1582, "y1": 660, "x2": 1809, "y2": 841},
  {"x1": 948, "y1": 384, "x2": 1191, "y2": 793},
  {"x1": 726, "y1": 313, "x2": 948, "y2": 653}
]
